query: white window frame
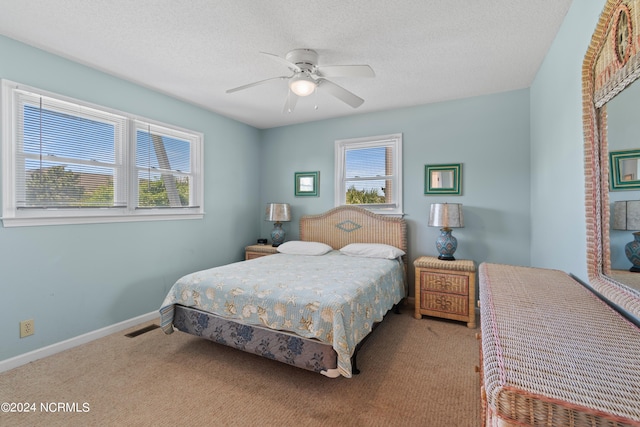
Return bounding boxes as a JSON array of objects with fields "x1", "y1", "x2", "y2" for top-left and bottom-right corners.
[
  {"x1": 1, "y1": 79, "x2": 204, "y2": 227},
  {"x1": 334, "y1": 133, "x2": 403, "y2": 216}
]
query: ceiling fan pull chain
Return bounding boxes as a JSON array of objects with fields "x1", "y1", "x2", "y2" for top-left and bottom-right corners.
[
  {"x1": 286, "y1": 91, "x2": 291, "y2": 113},
  {"x1": 285, "y1": 89, "x2": 293, "y2": 113},
  {"x1": 314, "y1": 86, "x2": 319, "y2": 110}
]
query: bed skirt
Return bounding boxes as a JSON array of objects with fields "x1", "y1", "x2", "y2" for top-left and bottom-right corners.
[{"x1": 172, "y1": 305, "x2": 340, "y2": 378}]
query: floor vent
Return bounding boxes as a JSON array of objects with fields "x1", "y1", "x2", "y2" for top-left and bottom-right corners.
[{"x1": 125, "y1": 324, "x2": 160, "y2": 338}]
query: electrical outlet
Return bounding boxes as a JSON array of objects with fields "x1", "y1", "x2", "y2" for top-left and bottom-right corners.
[{"x1": 20, "y1": 319, "x2": 34, "y2": 338}]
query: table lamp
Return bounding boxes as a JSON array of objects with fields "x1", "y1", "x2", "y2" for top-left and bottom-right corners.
[
  {"x1": 428, "y1": 203, "x2": 464, "y2": 260},
  {"x1": 265, "y1": 203, "x2": 291, "y2": 247}
]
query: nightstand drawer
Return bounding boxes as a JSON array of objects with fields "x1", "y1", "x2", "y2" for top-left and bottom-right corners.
[
  {"x1": 246, "y1": 251, "x2": 271, "y2": 260},
  {"x1": 245, "y1": 244, "x2": 278, "y2": 260},
  {"x1": 420, "y1": 291, "x2": 469, "y2": 316},
  {"x1": 420, "y1": 271, "x2": 469, "y2": 295}
]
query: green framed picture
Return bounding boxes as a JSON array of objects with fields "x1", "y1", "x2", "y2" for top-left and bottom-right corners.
[
  {"x1": 424, "y1": 164, "x2": 462, "y2": 195},
  {"x1": 610, "y1": 149, "x2": 640, "y2": 190},
  {"x1": 295, "y1": 171, "x2": 319, "y2": 197}
]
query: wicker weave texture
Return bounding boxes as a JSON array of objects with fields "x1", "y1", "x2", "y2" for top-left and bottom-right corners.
[
  {"x1": 299, "y1": 205, "x2": 407, "y2": 253},
  {"x1": 420, "y1": 270, "x2": 469, "y2": 295},
  {"x1": 479, "y1": 263, "x2": 640, "y2": 427},
  {"x1": 414, "y1": 256, "x2": 475, "y2": 272},
  {"x1": 420, "y1": 292, "x2": 469, "y2": 316},
  {"x1": 244, "y1": 244, "x2": 277, "y2": 254}
]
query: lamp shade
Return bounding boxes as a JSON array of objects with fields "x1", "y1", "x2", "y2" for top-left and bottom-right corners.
[
  {"x1": 265, "y1": 203, "x2": 291, "y2": 222},
  {"x1": 428, "y1": 203, "x2": 464, "y2": 229},
  {"x1": 613, "y1": 200, "x2": 640, "y2": 230}
]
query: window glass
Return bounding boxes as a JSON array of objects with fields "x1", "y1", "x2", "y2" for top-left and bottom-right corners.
[
  {"x1": 334, "y1": 133, "x2": 403, "y2": 215},
  {"x1": 345, "y1": 147, "x2": 387, "y2": 178},
  {"x1": 135, "y1": 128, "x2": 194, "y2": 208},
  {"x1": 18, "y1": 100, "x2": 121, "y2": 209},
  {"x1": 2, "y1": 79, "x2": 204, "y2": 227}
]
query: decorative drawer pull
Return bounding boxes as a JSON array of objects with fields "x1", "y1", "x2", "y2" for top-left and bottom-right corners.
[
  {"x1": 432, "y1": 276, "x2": 453, "y2": 289},
  {"x1": 435, "y1": 295, "x2": 453, "y2": 310}
]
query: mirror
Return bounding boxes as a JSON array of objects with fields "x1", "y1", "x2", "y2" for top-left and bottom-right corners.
[
  {"x1": 610, "y1": 149, "x2": 640, "y2": 190},
  {"x1": 432, "y1": 170, "x2": 454, "y2": 188},
  {"x1": 584, "y1": 0, "x2": 640, "y2": 320},
  {"x1": 424, "y1": 163, "x2": 462, "y2": 195},
  {"x1": 294, "y1": 171, "x2": 319, "y2": 197},
  {"x1": 607, "y1": 78, "x2": 640, "y2": 288}
]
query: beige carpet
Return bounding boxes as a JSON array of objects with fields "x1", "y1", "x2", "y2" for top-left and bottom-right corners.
[{"x1": 0, "y1": 309, "x2": 481, "y2": 426}]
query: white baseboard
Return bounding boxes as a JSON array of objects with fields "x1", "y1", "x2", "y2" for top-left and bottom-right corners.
[{"x1": 0, "y1": 311, "x2": 159, "y2": 373}]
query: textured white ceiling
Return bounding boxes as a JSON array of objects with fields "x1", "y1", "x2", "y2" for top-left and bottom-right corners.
[{"x1": 0, "y1": 0, "x2": 573, "y2": 129}]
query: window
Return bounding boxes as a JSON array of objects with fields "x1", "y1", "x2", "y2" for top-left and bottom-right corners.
[
  {"x1": 1, "y1": 80, "x2": 203, "y2": 227},
  {"x1": 334, "y1": 133, "x2": 403, "y2": 216}
]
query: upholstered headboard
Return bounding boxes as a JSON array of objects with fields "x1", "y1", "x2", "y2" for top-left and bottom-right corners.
[{"x1": 299, "y1": 205, "x2": 407, "y2": 268}]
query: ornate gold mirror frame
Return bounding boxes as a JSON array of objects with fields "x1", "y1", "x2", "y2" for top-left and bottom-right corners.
[{"x1": 583, "y1": 0, "x2": 640, "y2": 318}]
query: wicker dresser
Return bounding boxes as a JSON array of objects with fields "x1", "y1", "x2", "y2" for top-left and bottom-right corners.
[{"x1": 479, "y1": 263, "x2": 640, "y2": 427}]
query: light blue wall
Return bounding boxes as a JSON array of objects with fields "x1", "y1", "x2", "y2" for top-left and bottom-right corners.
[
  {"x1": 529, "y1": 0, "x2": 605, "y2": 280},
  {"x1": 0, "y1": 36, "x2": 262, "y2": 360},
  {"x1": 260, "y1": 89, "x2": 532, "y2": 290},
  {"x1": 1, "y1": 0, "x2": 613, "y2": 362}
]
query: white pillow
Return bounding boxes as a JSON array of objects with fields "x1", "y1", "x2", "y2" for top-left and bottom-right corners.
[
  {"x1": 340, "y1": 243, "x2": 405, "y2": 259},
  {"x1": 276, "y1": 241, "x2": 333, "y2": 256}
]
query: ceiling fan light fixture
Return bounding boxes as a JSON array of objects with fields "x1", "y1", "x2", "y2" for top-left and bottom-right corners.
[{"x1": 289, "y1": 75, "x2": 316, "y2": 96}]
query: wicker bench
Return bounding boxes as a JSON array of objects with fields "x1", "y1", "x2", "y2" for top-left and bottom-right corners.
[{"x1": 479, "y1": 263, "x2": 640, "y2": 427}]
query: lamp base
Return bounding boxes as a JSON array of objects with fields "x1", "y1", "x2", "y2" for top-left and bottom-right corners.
[
  {"x1": 625, "y1": 231, "x2": 640, "y2": 273},
  {"x1": 271, "y1": 221, "x2": 286, "y2": 247},
  {"x1": 435, "y1": 228, "x2": 458, "y2": 261}
]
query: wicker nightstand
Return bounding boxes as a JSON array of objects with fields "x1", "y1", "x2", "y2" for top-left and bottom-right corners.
[
  {"x1": 414, "y1": 256, "x2": 476, "y2": 328},
  {"x1": 245, "y1": 244, "x2": 278, "y2": 260}
]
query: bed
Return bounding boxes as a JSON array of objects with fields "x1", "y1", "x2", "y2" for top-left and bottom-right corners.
[{"x1": 159, "y1": 206, "x2": 407, "y2": 378}]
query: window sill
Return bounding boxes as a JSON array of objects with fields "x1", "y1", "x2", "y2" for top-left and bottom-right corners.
[
  {"x1": 339, "y1": 204, "x2": 404, "y2": 217},
  {"x1": 1, "y1": 212, "x2": 204, "y2": 227}
]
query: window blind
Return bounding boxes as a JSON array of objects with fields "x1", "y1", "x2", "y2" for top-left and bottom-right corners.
[
  {"x1": 2, "y1": 79, "x2": 205, "y2": 227},
  {"x1": 15, "y1": 89, "x2": 126, "y2": 208},
  {"x1": 344, "y1": 145, "x2": 394, "y2": 206},
  {"x1": 334, "y1": 133, "x2": 402, "y2": 215},
  {"x1": 135, "y1": 123, "x2": 194, "y2": 208}
]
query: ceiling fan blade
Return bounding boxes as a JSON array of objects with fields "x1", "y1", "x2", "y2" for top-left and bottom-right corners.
[
  {"x1": 226, "y1": 76, "x2": 289, "y2": 93},
  {"x1": 317, "y1": 78, "x2": 364, "y2": 108},
  {"x1": 259, "y1": 51, "x2": 301, "y2": 72},
  {"x1": 316, "y1": 65, "x2": 375, "y2": 78},
  {"x1": 283, "y1": 91, "x2": 298, "y2": 113}
]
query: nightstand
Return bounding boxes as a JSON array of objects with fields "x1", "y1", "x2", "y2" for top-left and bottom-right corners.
[
  {"x1": 608, "y1": 269, "x2": 640, "y2": 290},
  {"x1": 414, "y1": 256, "x2": 476, "y2": 328},
  {"x1": 245, "y1": 244, "x2": 278, "y2": 260}
]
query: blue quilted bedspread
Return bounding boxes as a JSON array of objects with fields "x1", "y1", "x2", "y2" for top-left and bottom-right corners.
[{"x1": 159, "y1": 250, "x2": 405, "y2": 377}]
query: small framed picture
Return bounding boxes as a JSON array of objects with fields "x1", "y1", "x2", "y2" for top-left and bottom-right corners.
[
  {"x1": 295, "y1": 171, "x2": 319, "y2": 197},
  {"x1": 424, "y1": 164, "x2": 462, "y2": 195},
  {"x1": 610, "y1": 149, "x2": 640, "y2": 190}
]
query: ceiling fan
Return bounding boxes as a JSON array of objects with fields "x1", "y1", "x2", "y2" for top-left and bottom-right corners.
[{"x1": 226, "y1": 49, "x2": 375, "y2": 112}]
